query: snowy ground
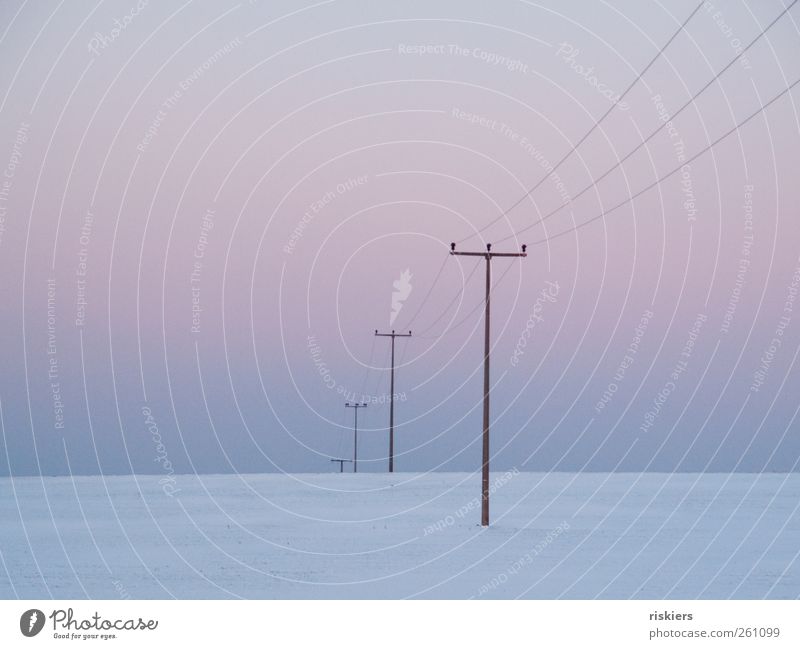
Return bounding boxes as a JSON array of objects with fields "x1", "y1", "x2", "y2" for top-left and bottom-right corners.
[{"x1": 1, "y1": 472, "x2": 799, "y2": 599}]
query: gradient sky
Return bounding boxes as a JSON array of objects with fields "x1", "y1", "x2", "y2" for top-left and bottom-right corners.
[{"x1": 1, "y1": 0, "x2": 799, "y2": 476}]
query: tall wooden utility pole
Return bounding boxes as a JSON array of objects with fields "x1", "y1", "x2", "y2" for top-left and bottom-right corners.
[
  {"x1": 374, "y1": 329, "x2": 411, "y2": 472},
  {"x1": 449, "y1": 242, "x2": 526, "y2": 526},
  {"x1": 345, "y1": 402, "x2": 367, "y2": 473}
]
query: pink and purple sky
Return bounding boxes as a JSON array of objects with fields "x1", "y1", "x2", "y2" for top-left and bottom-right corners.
[{"x1": 1, "y1": 0, "x2": 799, "y2": 476}]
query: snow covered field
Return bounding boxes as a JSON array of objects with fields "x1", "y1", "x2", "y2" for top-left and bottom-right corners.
[{"x1": 1, "y1": 472, "x2": 799, "y2": 599}]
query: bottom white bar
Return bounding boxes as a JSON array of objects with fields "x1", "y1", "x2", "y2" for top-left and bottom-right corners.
[{"x1": 1, "y1": 600, "x2": 796, "y2": 647}]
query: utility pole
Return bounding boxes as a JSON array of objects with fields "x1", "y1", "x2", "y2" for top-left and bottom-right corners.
[
  {"x1": 449, "y1": 242, "x2": 527, "y2": 526},
  {"x1": 345, "y1": 402, "x2": 367, "y2": 473},
  {"x1": 329, "y1": 458, "x2": 353, "y2": 472},
  {"x1": 374, "y1": 329, "x2": 412, "y2": 472}
]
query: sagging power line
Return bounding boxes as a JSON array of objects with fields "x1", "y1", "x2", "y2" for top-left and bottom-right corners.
[
  {"x1": 374, "y1": 2, "x2": 798, "y2": 353},
  {"x1": 500, "y1": 73, "x2": 800, "y2": 247},
  {"x1": 458, "y1": 0, "x2": 708, "y2": 244},
  {"x1": 492, "y1": 0, "x2": 799, "y2": 245}
]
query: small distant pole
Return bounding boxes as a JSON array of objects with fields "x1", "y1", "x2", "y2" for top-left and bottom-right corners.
[
  {"x1": 449, "y1": 242, "x2": 527, "y2": 526},
  {"x1": 329, "y1": 458, "x2": 353, "y2": 472},
  {"x1": 374, "y1": 329, "x2": 412, "y2": 472},
  {"x1": 345, "y1": 402, "x2": 367, "y2": 473}
]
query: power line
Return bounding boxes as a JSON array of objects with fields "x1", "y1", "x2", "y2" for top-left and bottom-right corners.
[
  {"x1": 394, "y1": 1, "x2": 792, "y2": 340},
  {"x1": 457, "y1": 0, "x2": 707, "y2": 244},
  {"x1": 414, "y1": 257, "x2": 481, "y2": 338},
  {"x1": 427, "y1": 3, "x2": 798, "y2": 318},
  {"x1": 416, "y1": 257, "x2": 519, "y2": 340},
  {"x1": 420, "y1": 1, "x2": 794, "y2": 332},
  {"x1": 415, "y1": 5, "x2": 800, "y2": 350},
  {"x1": 418, "y1": 1, "x2": 796, "y2": 334},
  {"x1": 402, "y1": 255, "x2": 448, "y2": 328},
  {"x1": 492, "y1": 0, "x2": 798, "y2": 243},
  {"x1": 498, "y1": 73, "x2": 800, "y2": 247},
  {"x1": 369, "y1": 342, "x2": 392, "y2": 399},
  {"x1": 386, "y1": 2, "x2": 796, "y2": 333},
  {"x1": 359, "y1": 333, "x2": 377, "y2": 395}
]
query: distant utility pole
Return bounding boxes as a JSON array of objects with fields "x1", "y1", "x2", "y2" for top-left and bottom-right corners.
[
  {"x1": 329, "y1": 458, "x2": 353, "y2": 472},
  {"x1": 374, "y1": 329, "x2": 412, "y2": 473},
  {"x1": 449, "y1": 242, "x2": 527, "y2": 526},
  {"x1": 345, "y1": 402, "x2": 367, "y2": 473}
]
